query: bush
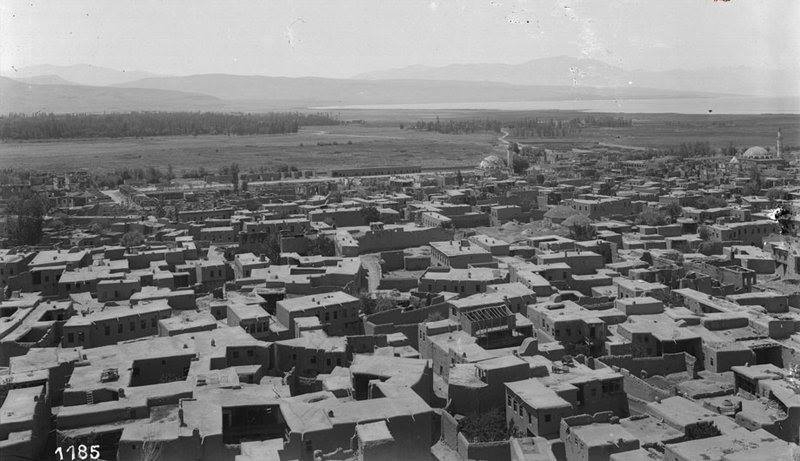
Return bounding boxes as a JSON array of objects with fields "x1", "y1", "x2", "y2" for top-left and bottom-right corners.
[
  {"x1": 310, "y1": 236, "x2": 336, "y2": 257},
  {"x1": 459, "y1": 407, "x2": 512, "y2": 443},
  {"x1": 121, "y1": 231, "x2": 145, "y2": 248},
  {"x1": 359, "y1": 206, "x2": 381, "y2": 224},
  {"x1": 695, "y1": 195, "x2": 727, "y2": 209},
  {"x1": 698, "y1": 242, "x2": 717, "y2": 256},
  {"x1": 511, "y1": 155, "x2": 530, "y2": 174},
  {"x1": 562, "y1": 214, "x2": 596, "y2": 241},
  {"x1": 359, "y1": 292, "x2": 398, "y2": 315},
  {"x1": 638, "y1": 208, "x2": 671, "y2": 226}
]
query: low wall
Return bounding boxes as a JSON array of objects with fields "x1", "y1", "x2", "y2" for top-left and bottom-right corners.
[
  {"x1": 457, "y1": 432, "x2": 510, "y2": 461},
  {"x1": 441, "y1": 410, "x2": 460, "y2": 450},
  {"x1": 619, "y1": 369, "x2": 673, "y2": 402},
  {"x1": 596, "y1": 352, "x2": 696, "y2": 377}
]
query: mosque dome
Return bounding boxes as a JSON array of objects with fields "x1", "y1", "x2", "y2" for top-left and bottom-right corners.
[
  {"x1": 741, "y1": 146, "x2": 771, "y2": 159},
  {"x1": 478, "y1": 154, "x2": 506, "y2": 174}
]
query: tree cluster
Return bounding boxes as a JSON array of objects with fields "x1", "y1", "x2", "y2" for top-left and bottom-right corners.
[
  {"x1": 507, "y1": 116, "x2": 630, "y2": 138},
  {"x1": 653, "y1": 142, "x2": 713, "y2": 159},
  {"x1": 403, "y1": 118, "x2": 504, "y2": 134},
  {"x1": 359, "y1": 206, "x2": 381, "y2": 224},
  {"x1": 459, "y1": 407, "x2": 513, "y2": 443},
  {"x1": 92, "y1": 167, "x2": 167, "y2": 188},
  {"x1": 637, "y1": 202, "x2": 681, "y2": 227},
  {"x1": 694, "y1": 195, "x2": 728, "y2": 210},
  {"x1": 0, "y1": 111, "x2": 341, "y2": 140},
  {"x1": 4, "y1": 190, "x2": 47, "y2": 245},
  {"x1": 563, "y1": 214, "x2": 597, "y2": 241},
  {"x1": 403, "y1": 115, "x2": 631, "y2": 138},
  {"x1": 511, "y1": 156, "x2": 530, "y2": 174}
]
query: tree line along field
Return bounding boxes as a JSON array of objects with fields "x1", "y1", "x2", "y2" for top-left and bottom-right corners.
[{"x1": 0, "y1": 110, "x2": 797, "y2": 174}]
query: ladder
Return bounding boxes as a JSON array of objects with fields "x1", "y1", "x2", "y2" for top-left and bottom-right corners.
[{"x1": 86, "y1": 391, "x2": 94, "y2": 405}]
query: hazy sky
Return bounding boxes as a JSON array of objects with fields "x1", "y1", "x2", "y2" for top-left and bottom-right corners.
[{"x1": 1, "y1": 0, "x2": 798, "y2": 77}]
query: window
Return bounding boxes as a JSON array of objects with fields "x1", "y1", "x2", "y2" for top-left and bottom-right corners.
[
  {"x1": 140, "y1": 320, "x2": 147, "y2": 329},
  {"x1": 104, "y1": 325, "x2": 110, "y2": 336},
  {"x1": 232, "y1": 350, "x2": 239, "y2": 358},
  {"x1": 544, "y1": 414, "x2": 551, "y2": 422},
  {"x1": 161, "y1": 359, "x2": 166, "y2": 366},
  {"x1": 333, "y1": 311, "x2": 338, "y2": 320},
  {"x1": 310, "y1": 356, "x2": 317, "y2": 364},
  {"x1": 151, "y1": 318, "x2": 157, "y2": 328},
  {"x1": 118, "y1": 324, "x2": 123, "y2": 333},
  {"x1": 130, "y1": 322, "x2": 135, "y2": 332},
  {"x1": 247, "y1": 349, "x2": 254, "y2": 357},
  {"x1": 67, "y1": 333, "x2": 74, "y2": 343}
]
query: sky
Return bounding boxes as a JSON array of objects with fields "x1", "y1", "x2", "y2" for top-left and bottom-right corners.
[{"x1": 1, "y1": 0, "x2": 798, "y2": 78}]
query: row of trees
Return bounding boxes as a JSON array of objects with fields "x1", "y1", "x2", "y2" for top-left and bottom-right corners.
[
  {"x1": 93, "y1": 166, "x2": 175, "y2": 188},
  {"x1": 653, "y1": 141, "x2": 714, "y2": 159},
  {"x1": 0, "y1": 111, "x2": 341, "y2": 140},
  {"x1": 507, "y1": 116, "x2": 631, "y2": 138},
  {"x1": 403, "y1": 116, "x2": 632, "y2": 138},
  {"x1": 402, "y1": 118, "x2": 504, "y2": 134}
]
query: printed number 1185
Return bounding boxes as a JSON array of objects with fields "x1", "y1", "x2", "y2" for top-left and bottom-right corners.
[{"x1": 55, "y1": 445, "x2": 101, "y2": 460}]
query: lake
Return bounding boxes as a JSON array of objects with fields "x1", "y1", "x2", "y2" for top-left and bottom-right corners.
[{"x1": 316, "y1": 96, "x2": 800, "y2": 115}]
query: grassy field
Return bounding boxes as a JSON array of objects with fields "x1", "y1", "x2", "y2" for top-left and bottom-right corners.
[
  {"x1": 1, "y1": 110, "x2": 797, "y2": 174},
  {"x1": 0, "y1": 125, "x2": 498, "y2": 174},
  {"x1": 337, "y1": 109, "x2": 799, "y2": 150}
]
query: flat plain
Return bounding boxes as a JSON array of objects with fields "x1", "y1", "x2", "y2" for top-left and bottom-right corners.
[{"x1": 1, "y1": 110, "x2": 798, "y2": 174}]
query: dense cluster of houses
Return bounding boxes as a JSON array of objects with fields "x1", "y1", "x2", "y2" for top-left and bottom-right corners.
[{"x1": 1, "y1": 141, "x2": 800, "y2": 461}]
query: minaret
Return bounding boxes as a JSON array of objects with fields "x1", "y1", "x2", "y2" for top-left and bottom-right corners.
[{"x1": 777, "y1": 127, "x2": 783, "y2": 157}]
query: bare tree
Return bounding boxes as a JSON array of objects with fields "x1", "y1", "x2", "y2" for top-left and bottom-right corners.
[{"x1": 140, "y1": 424, "x2": 163, "y2": 461}]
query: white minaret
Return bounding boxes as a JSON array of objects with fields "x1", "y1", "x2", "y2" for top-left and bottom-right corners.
[{"x1": 777, "y1": 127, "x2": 783, "y2": 157}]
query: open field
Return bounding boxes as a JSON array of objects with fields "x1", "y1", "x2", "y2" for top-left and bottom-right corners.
[
  {"x1": 334, "y1": 109, "x2": 800, "y2": 150},
  {"x1": 0, "y1": 124, "x2": 498, "y2": 174},
  {"x1": 1, "y1": 110, "x2": 797, "y2": 174},
  {"x1": 515, "y1": 113, "x2": 800, "y2": 150}
]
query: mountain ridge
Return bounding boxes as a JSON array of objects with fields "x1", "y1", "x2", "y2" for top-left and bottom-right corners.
[
  {"x1": 5, "y1": 63, "x2": 164, "y2": 87},
  {"x1": 354, "y1": 56, "x2": 799, "y2": 97}
]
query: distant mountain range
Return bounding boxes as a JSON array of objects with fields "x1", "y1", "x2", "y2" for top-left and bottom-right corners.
[
  {"x1": 0, "y1": 77, "x2": 220, "y2": 114},
  {"x1": 1, "y1": 57, "x2": 795, "y2": 114},
  {"x1": 355, "y1": 56, "x2": 799, "y2": 98},
  {"x1": 8, "y1": 64, "x2": 162, "y2": 87}
]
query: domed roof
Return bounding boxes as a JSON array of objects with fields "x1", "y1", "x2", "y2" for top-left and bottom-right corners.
[
  {"x1": 478, "y1": 154, "x2": 506, "y2": 173},
  {"x1": 742, "y1": 146, "x2": 771, "y2": 159}
]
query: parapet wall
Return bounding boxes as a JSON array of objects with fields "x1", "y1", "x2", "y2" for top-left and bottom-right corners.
[{"x1": 595, "y1": 352, "x2": 697, "y2": 378}]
